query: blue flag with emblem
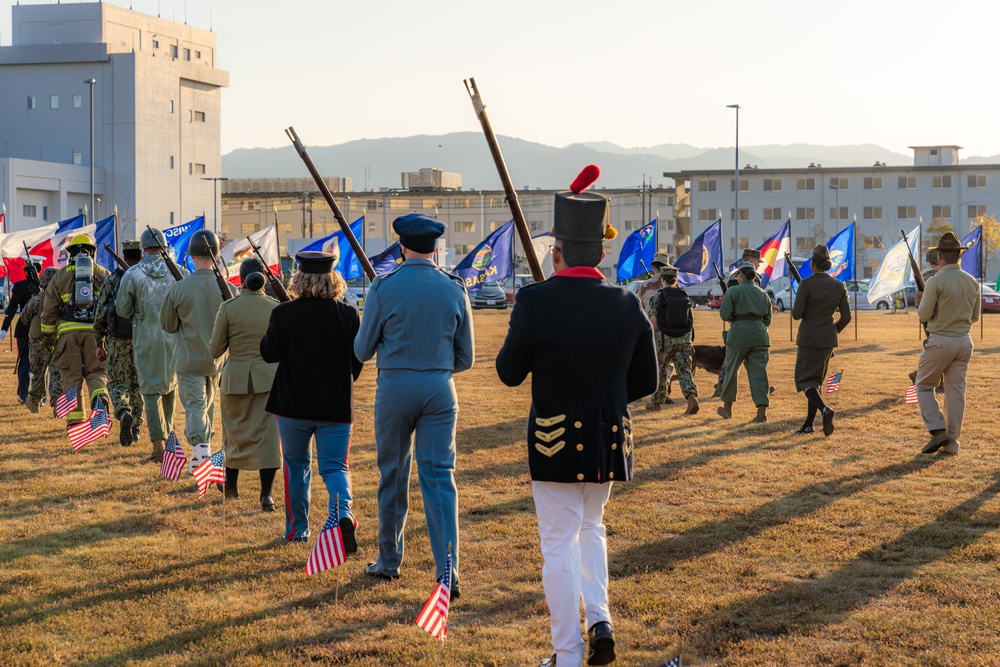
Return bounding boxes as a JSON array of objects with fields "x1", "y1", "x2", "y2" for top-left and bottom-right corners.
[
  {"x1": 960, "y1": 227, "x2": 982, "y2": 278},
  {"x1": 615, "y1": 220, "x2": 657, "y2": 283},
  {"x1": 56, "y1": 214, "x2": 86, "y2": 234},
  {"x1": 94, "y1": 215, "x2": 117, "y2": 271},
  {"x1": 795, "y1": 222, "x2": 855, "y2": 285},
  {"x1": 453, "y1": 220, "x2": 515, "y2": 293},
  {"x1": 368, "y1": 242, "x2": 403, "y2": 275},
  {"x1": 162, "y1": 216, "x2": 206, "y2": 272},
  {"x1": 676, "y1": 219, "x2": 723, "y2": 287},
  {"x1": 300, "y1": 216, "x2": 365, "y2": 280}
]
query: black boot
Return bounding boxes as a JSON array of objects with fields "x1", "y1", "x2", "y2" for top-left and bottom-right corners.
[
  {"x1": 259, "y1": 468, "x2": 277, "y2": 511},
  {"x1": 224, "y1": 468, "x2": 240, "y2": 499}
]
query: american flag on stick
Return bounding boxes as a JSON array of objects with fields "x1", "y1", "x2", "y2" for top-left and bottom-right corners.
[
  {"x1": 192, "y1": 450, "x2": 226, "y2": 500},
  {"x1": 55, "y1": 386, "x2": 77, "y2": 419},
  {"x1": 825, "y1": 371, "x2": 843, "y2": 394},
  {"x1": 67, "y1": 406, "x2": 111, "y2": 451},
  {"x1": 415, "y1": 545, "x2": 452, "y2": 641},
  {"x1": 905, "y1": 384, "x2": 918, "y2": 404},
  {"x1": 305, "y1": 496, "x2": 347, "y2": 577},
  {"x1": 658, "y1": 657, "x2": 681, "y2": 667},
  {"x1": 159, "y1": 432, "x2": 187, "y2": 481}
]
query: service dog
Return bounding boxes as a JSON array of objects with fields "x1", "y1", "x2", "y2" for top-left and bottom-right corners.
[{"x1": 667, "y1": 344, "x2": 726, "y2": 398}]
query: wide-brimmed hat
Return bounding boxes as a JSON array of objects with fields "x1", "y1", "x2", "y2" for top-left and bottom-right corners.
[
  {"x1": 929, "y1": 231, "x2": 968, "y2": 252},
  {"x1": 811, "y1": 244, "x2": 830, "y2": 260},
  {"x1": 651, "y1": 252, "x2": 671, "y2": 268}
]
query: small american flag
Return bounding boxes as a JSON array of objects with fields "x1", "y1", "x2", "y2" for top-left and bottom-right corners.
[
  {"x1": 305, "y1": 508, "x2": 347, "y2": 576},
  {"x1": 192, "y1": 450, "x2": 226, "y2": 500},
  {"x1": 658, "y1": 657, "x2": 681, "y2": 667},
  {"x1": 159, "y1": 432, "x2": 187, "y2": 481},
  {"x1": 55, "y1": 386, "x2": 77, "y2": 419},
  {"x1": 905, "y1": 384, "x2": 918, "y2": 405},
  {"x1": 825, "y1": 371, "x2": 843, "y2": 394},
  {"x1": 67, "y1": 406, "x2": 111, "y2": 451},
  {"x1": 415, "y1": 548, "x2": 452, "y2": 641}
]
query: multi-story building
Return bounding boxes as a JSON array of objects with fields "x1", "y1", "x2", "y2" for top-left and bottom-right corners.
[
  {"x1": 0, "y1": 2, "x2": 228, "y2": 237},
  {"x1": 667, "y1": 145, "x2": 999, "y2": 279}
]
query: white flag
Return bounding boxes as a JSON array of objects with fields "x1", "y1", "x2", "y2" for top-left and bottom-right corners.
[
  {"x1": 219, "y1": 224, "x2": 280, "y2": 286},
  {"x1": 868, "y1": 226, "x2": 920, "y2": 303},
  {"x1": 530, "y1": 232, "x2": 555, "y2": 278}
]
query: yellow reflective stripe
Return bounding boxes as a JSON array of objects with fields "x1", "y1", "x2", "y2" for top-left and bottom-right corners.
[
  {"x1": 61, "y1": 293, "x2": 73, "y2": 301},
  {"x1": 57, "y1": 322, "x2": 95, "y2": 335},
  {"x1": 41, "y1": 324, "x2": 56, "y2": 334},
  {"x1": 90, "y1": 388, "x2": 108, "y2": 400}
]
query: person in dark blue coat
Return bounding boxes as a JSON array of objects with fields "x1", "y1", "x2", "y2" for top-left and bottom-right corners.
[{"x1": 496, "y1": 166, "x2": 658, "y2": 667}]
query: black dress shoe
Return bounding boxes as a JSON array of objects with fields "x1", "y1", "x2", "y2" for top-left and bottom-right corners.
[
  {"x1": 339, "y1": 517, "x2": 358, "y2": 553},
  {"x1": 364, "y1": 562, "x2": 399, "y2": 580},
  {"x1": 795, "y1": 425, "x2": 814, "y2": 434},
  {"x1": 287, "y1": 535, "x2": 309, "y2": 543},
  {"x1": 539, "y1": 654, "x2": 557, "y2": 667},
  {"x1": 260, "y1": 495, "x2": 276, "y2": 512},
  {"x1": 438, "y1": 574, "x2": 460, "y2": 600},
  {"x1": 587, "y1": 621, "x2": 616, "y2": 665},
  {"x1": 822, "y1": 407, "x2": 835, "y2": 437},
  {"x1": 131, "y1": 424, "x2": 141, "y2": 443}
]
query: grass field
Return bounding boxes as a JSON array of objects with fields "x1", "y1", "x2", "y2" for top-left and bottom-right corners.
[{"x1": 2, "y1": 308, "x2": 999, "y2": 666}]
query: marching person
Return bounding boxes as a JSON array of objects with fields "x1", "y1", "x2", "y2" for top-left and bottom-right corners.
[
  {"x1": 496, "y1": 171, "x2": 658, "y2": 667},
  {"x1": 2, "y1": 257, "x2": 43, "y2": 404},
  {"x1": 117, "y1": 227, "x2": 184, "y2": 462},
  {"x1": 260, "y1": 250, "x2": 363, "y2": 540},
  {"x1": 717, "y1": 261, "x2": 772, "y2": 423},
  {"x1": 40, "y1": 234, "x2": 111, "y2": 425},
  {"x1": 910, "y1": 248, "x2": 944, "y2": 394},
  {"x1": 159, "y1": 229, "x2": 225, "y2": 472},
  {"x1": 21, "y1": 268, "x2": 61, "y2": 413},
  {"x1": 211, "y1": 258, "x2": 281, "y2": 511},
  {"x1": 647, "y1": 262, "x2": 699, "y2": 414},
  {"x1": 354, "y1": 213, "x2": 474, "y2": 597},
  {"x1": 713, "y1": 247, "x2": 764, "y2": 396},
  {"x1": 94, "y1": 240, "x2": 144, "y2": 446},
  {"x1": 916, "y1": 232, "x2": 980, "y2": 456},
  {"x1": 790, "y1": 245, "x2": 851, "y2": 436},
  {"x1": 636, "y1": 253, "x2": 676, "y2": 405}
]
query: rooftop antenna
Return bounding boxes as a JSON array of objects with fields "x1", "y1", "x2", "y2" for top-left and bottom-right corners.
[
  {"x1": 184, "y1": 3, "x2": 187, "y2": 25},
  {"x1": 210, "y1": 10, "x2": 213, "y2": 32}
]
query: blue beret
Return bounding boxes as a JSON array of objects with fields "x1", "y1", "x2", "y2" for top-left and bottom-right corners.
[{"x1": 393, "y1": 213, "x2": 447, "y2": 253}]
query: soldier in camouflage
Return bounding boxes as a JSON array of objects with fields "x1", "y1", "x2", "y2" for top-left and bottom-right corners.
[
  {"x1": 95, "y1": 240, "x2": 144, "y2": 446},
  {"x1": 646, "y1": 263, "x2": 699, "y2": 415},
  {"x1": 22, "y1": 268, "x2": 61, "y2": 413}
]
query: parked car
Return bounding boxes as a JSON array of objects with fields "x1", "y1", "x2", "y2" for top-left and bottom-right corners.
[
  {"x1": 773, "y1": 279, "x2": 895, "y2": 312},
  {"x1": 502, "y1": 274, "x2": 535, "y2": 305},
  {"x1": 982, "y1": 284, "x2": 1000, "y2": 313},
  {"x1": 706, "y1": 293, "x2": 723, "y2": 309},
  {"x1": 342, "y1": 286, "x2": 365, "y2": 310},
  {"x1": 472, "y1": 282, "x2": 507, "y2": 309}
]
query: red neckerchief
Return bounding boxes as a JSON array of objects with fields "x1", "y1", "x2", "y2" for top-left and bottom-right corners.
[{"x1": 553, "y1": 266, "x2": 605, "y2": 280}]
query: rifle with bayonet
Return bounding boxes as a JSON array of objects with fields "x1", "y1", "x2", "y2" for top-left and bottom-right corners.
[
  {"x1": 712, "y1": 261, "x2": 728, "y2": 294},
  {"x1": 21, "y1": 242, "x2": 41, "y2": 294},
  {"x1": 103, "y1": 244, "x2": 131, "y2": 271},
  {"x1": 206, "y1": 246, "x2": 234, "y2": 301},
  {"x1": 145, "y1": 225, "x2": 184, "y2": 282},
  {"x1": 247, "y1": 235, "x2": 290, "y2": 302},
  {"x1": 901, "y1": 229, "x2": 926, "y2": 293},
  {"x1": 784, "y1": 252, "x2": 803, "y2": 284}
]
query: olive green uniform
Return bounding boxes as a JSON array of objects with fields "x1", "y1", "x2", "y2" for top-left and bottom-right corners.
[
  {"x1": 718, "y1": 279, "x2": 772, "y2": 407},
  {"x1": 94, "y1": 269, "x2": 144, "y2": 429}
]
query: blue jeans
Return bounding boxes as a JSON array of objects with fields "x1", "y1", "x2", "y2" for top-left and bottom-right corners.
[{"x1": 277, "y1": 417, "x2": 354, "y2": 541}]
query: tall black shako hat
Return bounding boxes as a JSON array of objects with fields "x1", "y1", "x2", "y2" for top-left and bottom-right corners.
[
  {"x1": 553, "y1": 165, "x2": 616, "y2": 243},
  {"x1": 393, "y1": 213, "x2": 446, "y2": 254}
]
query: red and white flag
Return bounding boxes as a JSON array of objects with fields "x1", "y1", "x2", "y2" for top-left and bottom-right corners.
[
  {"x1": 0, "y1": 222, "x2": 59, "y2": 280},
  {"x1": 905, "y1": 384, "x2": 918, "y2": 405},
  {"x1": 68, "y1": 406, "x2": 112, "y2": 452},
  {"x1": 159, "y1": 432, "x2": 187, "y2": 481},
  {"x1": 305, "y1": 513, "x2": 347, "y2": 576},
  {"x1": 415, "y1": 549, "x2": 452, "y2": 641},
  {"x1": 192, "y1": 450, "x2": 226, "y2": 500},
  {"x1": 219, "y1": 224, "x2": 279, "y2": 287}
]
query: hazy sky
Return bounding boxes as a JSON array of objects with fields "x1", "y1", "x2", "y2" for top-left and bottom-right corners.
[{"x1": 4, "y1": 0, "x2": 999, "y2": 157}]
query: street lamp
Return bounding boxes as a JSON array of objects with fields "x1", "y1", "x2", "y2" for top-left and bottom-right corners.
[
  {"x1": 84, "y1": 78, "x2": 97, "y2": 221},
  {"x1": 727, "y1": 104, "x2": 740, "y2": 261},
  {"x1": 201, "y1": 176, "x2": 229, "y2": 235},
  {"x1": 829, "y1": 183, "x2": 840, "y2": 233}
]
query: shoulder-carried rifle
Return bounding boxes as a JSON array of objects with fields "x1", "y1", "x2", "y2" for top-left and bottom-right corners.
[
  {"x1": 103, "y1": 244, "x2": 130, "y2": 271},
  {"x1": 247, "y1": 235, "x2": 290, "y2": 302},
  {"x1": 901, "y1": 229, "x2": 926, "y2": 293},
  {"x1": 784, "y1": 252, "x2": 803, "y2": 284},
  {"x1": 206, "y1": 246, "x2": 234, "y2": 301},
  {"x1": 21, "y1": 242, "x2": 41, "y2": 294},
  {"x1": 712, "y1": 261, "x2": 728, "y2": 294},
  {"x1": 145, "y1": 225, "x2": 184, "y2": 281}
]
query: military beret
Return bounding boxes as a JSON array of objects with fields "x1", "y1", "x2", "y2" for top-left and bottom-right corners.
[
  {"x1": 811, "y1": 244, "x2": 830, "y2": 260},
  {"x1": 659, "y1": 263, "x2": 678, "y2": 277},
  {"x1": 393, "y1": 213, "x2": 446, "y2": 254},
  {"x1": 652, "y1": 252, "x2": 671, "y2": 268},
  {"x1": 122, "y1": 239, "x2": 141, "y2": 251},
  {"x1": 296, "y1": 250, "x2": 338, "y2": 274},
  {"x1": 742, "y1": 248, "x2": 761, "y2": 260}
]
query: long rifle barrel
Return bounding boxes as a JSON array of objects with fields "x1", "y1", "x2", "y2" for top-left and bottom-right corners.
[
  {"x1": 463, "y1": 78, "x2": 545, "y2": 283},
  {"x1": 145, "y1": 225, "x2": 184, "y2": 281},
  {"x1": 901, "y1": 229, "x2": 926, "y2": 293},
  {"x1": 103, "y1": 244, "x2": 130, "y2": 271},
  {"x1": 206, "y1": 246, "x2": 235, "y2": 301},
  {"x1": 284, "y1": 127, "x2": 376, "y2": 281},
  {"x1": 247, "y1": 235, "x2": 290, "y2": 302},
  {"x1": 784, "y1": 252, "x2": 803, "y2": 284}
]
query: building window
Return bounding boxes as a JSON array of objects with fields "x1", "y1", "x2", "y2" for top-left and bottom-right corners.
[
  {"x1": 73, "y1": 151, "x2": 82, "y2": 165},
  {"x1": 698, "y1": 208, "x2": 718, "y2": 221},
  {"x1": 195, "y1": 50, "x2": 202, "y2": 59},
  {"x1": 863, "y1": 176, "x2": 883, "y2": 190},
  {"x1": 194, "y1": 163, "x2": 206, "y2": 175},
  {"x1": 153, "y1": 39, "x2": 159, "y2": 48},
  {"x1": 241, "y1": 223, "x2": 258, "y2": 234},
  {"x1": 27, "y1": 95, "x2": 36, "y2": 110},
  {"x1": 42, "y1": 206, "x2": 48, "y2": 221},
  {"x1": 169, "y1": 156, "x2": 175, "y2": 169},
  {"x1": 763, "y1": 207, "x2": 782, "y2": 221},
  {"x1": 698, "y1": 179, "x2": 717, "y2": 193},
  {"x1": 489, "y1": 221, "x2": 506, "y2": 232},
  {"x1": 863, "y1": 266, "x2": 874, "y2": 279},
  {"x1": 897, "y1": 175, "x2": 916, "y2": 189},
  {"x1": 169, "y1": 100, "x2": 175, "y2": 113},
  {"x1": 829, "y1": 177, "x2": 848, "y2": 190},
  {"x1": 968, "y1": 204, "x2": 987, "y2": 218},
  {"x1": 897, "y1": 206, "x2": 917, "y2": 220},
  {"x1": 170, "y1": 212, "x2": 175, "y2": 225},
  {"x1": 183, "y1": 48, "x2": 191, "y2": 61},
  {"x1": 188, "y1": 163, "x2": 193, "y2": 175},
  {"x1": 23, "y1": 205, "x2": 37, "y2": 217},
  {"x1": 454, "y1": 221, "x2": 475, "y2": 233},
  {"x1": 932, "y1": 175, "x2": 952, "y2": 188},
  {"x1": 624, "y1": 220, "x2": 645, "y2": 231},
  {"x1": 795, "y1": 207, "x2": 815, "y2": 220},
  {"x1": 455, "y1": 244, "x2": 475, "y2": 255},
  {"x1": 170, "y1": 44, "x2": 178, "y2": 58},
  {"x1": 967, "y1": 174, "x2": 987, "y2": 188},
  {"x1": 932, "y1": 205, "x2": 952, "y2": 219},
  {"x1": 188, "y1": 110, "x2": 193, "y2": 122},
  {"x1": 863, "y1": 235, "x2": 884, "y2": 249},
  {"x1": 73, "y1": 94, "x2": 82, "y2": 109},
  {"x1": 863, "y1": 206, "x2": 883, "y2": 219},
  {"x1": 829, "y1": 206, "x2": 848, "y2": 220},
  {"x1": 796, "y1": 177, "x2": 815, "y2": 191},
  {"x1": 194, "y1": 111, "x2": 206, "y2": 122},
  {"x1": 278, "y1": 223, "x2": 292, "y2": 234},
  {"x1": 763, "y1": 178, "x2": 782, "y2": 192},
  {"x1": 730, "y1": 179, "x2": 749, "y2": 192},
  {"x1": 796, "y1": 237, "x2": 812, "y2": 252},
  {"x1": 50, "y1": 95, "x2": 59, "y2": 109},
  {"x1": 729, "y1": 237, "x2": 749, "y2": 251},
  {"x1": 730, "y1": 208, "x2": 749, "y2": 221}
]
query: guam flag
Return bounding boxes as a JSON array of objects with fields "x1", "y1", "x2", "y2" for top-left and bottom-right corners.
[
  {"x1": 676, "y1": 220, "x2": 723, "y2": 287},
  {"x1": 754, "y1": 220, "x2": 791, "y2": 288},
  {"x1": 300, "y1": 216, "x2": 365, "y2": 280},
  {"x1": 960, "y1": 227, "x2": 982, "y2": 278},
  {"x1": 796, "y1": 222, "x2": 855, "y2": 284},
  {"x1": 615, "y1": 220, "x2": 657, "y2": 283},
  {"x1": 453, "y1": 220, "x2": 515, "y2": 292}
]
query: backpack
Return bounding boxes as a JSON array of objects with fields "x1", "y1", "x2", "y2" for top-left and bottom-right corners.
[{"x1": 655, "y1": 286, "x2": 693, "y2": 338}]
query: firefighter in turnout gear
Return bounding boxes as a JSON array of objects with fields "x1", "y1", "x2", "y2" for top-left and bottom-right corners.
[{"x1": 40, "y1": 233, "x2": 111, "y2": 424}]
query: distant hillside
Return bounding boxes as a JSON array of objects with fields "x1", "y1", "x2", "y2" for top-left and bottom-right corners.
[{"x1": 221, "y1": 135, "x2": 917, "y2": 190}]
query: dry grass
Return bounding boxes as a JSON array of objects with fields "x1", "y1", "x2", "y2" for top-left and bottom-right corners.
[{"x1": 1, "y1": 309, "x2": 1000, "y2": 666}]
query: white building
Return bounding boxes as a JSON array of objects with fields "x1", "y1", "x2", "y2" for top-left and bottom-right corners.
[
  {"x1": 0, "y1": 2, "x2": 228, "y2": 238},
  {"x1": 666, "y1": 145, "x2": 999, "y2": 279}
]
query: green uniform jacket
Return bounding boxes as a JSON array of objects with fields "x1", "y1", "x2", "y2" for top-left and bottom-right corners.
[
  {"x1": 791, "y1": 273, "x2": 851, "y2": 348},
  {"x1": 210, "y1": 290, "x2": 278, "y2": 395},
  {"x1": 719, "y1": 280, "x2": 772, "y2": 348},
  {"x1": 160, "y1": 269, "x2": 224, "y2": 377}
]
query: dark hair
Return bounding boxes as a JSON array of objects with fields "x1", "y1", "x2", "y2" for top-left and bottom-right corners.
[
  {"x1": 558, "y1": 239, "x2": 602, "y2": 267},
  {"x1": 738, "y1": 267, "x2": 756, "y2": 280},
  {"x1": 123, "y1": 248, "x2": 142, "y2": 263},
  {"x1": 661, "y1": 274, "x2": 677, "y2": 285},
  {"x1": 811, "y1": 256, "x2": 832, "y2": 272},
  {"x1": 938, "y1": 249, "x2": 961, "y2": 264},
  {"x1": 243, "y1": 272, "x2": 266, "y2": 292}
]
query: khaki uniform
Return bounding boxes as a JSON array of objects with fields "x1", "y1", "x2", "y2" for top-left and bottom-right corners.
[
  {"x1": 647, "y1": 290, "x2": 696, "y2": 400},
  {"x1": 718, "y1": 279, "x2": 772, "y2": 407},
  {"x1": 209, "y1": 290, "x2": 280, "y2": 469},
  {"x1": 40, "y1": 261, "x2": 111, "y2": 422},
  {"x1": 94, "y1": 269, "x2": 144, "y2": 428}
]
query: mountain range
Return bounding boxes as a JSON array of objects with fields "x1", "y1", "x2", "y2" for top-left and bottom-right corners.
[{"x1": 221, "y1": 134, "x2": 998, "y2": 191}]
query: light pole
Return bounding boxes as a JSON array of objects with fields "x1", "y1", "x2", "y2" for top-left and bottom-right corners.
[
  {"x1": 829, "y1": 183, "x2": 840, "y2": 233},
  {"x1": 84, "y1": 78, "x2": 97, "y2": 221},
  {"x1": 201, "y1": 176, "x2": 229, "y2": 235},
  {"x1": 727, "y1": 104, "x2": 740, "y2": 261}
]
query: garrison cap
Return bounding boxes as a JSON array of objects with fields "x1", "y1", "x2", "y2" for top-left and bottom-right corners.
[
  {"x1": 393, "y1": 213, "x2": 446, "y2": 254},
  {"x1": 122, "y1": 240, "x2": 141, "y2": 251},
  {"x1": 295, "y1": 251, "x2": 338, "y2": 274},
  {"x1": 652, "y1": 252, "x2": 671, "y2": 268},
  {"x1": 811, "y1": 244, "x2": 830, "y2": 260}
]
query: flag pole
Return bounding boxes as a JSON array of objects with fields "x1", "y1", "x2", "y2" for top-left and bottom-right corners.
[
  {"x1": 853, "y1": 216, "x2": 858, "y2": 341},
  {"x1": 335, "y1": 492, "x2": 340, "y2": 606},
  {"x1": 787, "y1": 213, "x2": 793, "y2": 343},
  {"x1": 980, "y1": 224, "x2": 985, "y2": 341}
]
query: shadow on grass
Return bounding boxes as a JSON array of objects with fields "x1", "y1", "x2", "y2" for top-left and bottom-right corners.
[
  {"x1": 0, "y1": 511, "x2": 168, "y2": 564},
  {"x1": 833, "y1": 343, "x2": 885, "y2": 355},
  {"x1": 456, "y1": 417, "x2": 525, "y2": 453},
  {"x1": 689, "y1": 475, "x2": 1000, "y2": 660},
  {"x1": 0, "y1": 481, "x2": 148, "y2": 521}
]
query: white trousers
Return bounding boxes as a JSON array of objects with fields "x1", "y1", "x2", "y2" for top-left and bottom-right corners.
[{"x1": 532, "y1": 481, "x2": 614, "y2": 667}]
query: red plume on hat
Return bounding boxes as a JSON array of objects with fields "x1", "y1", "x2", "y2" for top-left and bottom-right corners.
[{"x1": 570, "y1": 165, "x2": 600, "y2": 194}]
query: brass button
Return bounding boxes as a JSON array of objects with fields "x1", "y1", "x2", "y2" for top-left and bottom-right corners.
[
  {"x1": 611, "y1": 443, "x2": 618, "y2": 450},
  {"x1": 576, "y1": 473, "x2": 584, "y2": 481},
  {"x1": 576, "y1": 444, "x2": 584, "y2": 451},
  {"x1": 609, "y1": 472, "x2": 614, "y2": 479},
  {"x1": 574, "y1": 421, "x2": 582, "y2": 428},
  {"x1": 612, "y1": 425, "x2": 618, "y2": 433}
]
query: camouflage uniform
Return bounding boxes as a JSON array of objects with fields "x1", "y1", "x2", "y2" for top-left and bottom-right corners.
[
  {"x1": 22, "y1": 269, "x2": 62, "y2": 410},
  {"x1": 647, "y1": 290, "x2": 697, "y2": 401},
  {"x1": 94, "y1": 267, "x2": 144, "y2": 435}
]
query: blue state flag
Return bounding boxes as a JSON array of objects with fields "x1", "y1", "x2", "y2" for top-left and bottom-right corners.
[
  {"x1": 94, "y1": 215, "x2": 117, "y2": 271},
  {"x1": 453, "y1": 220, "x2": 515, "y2": 292},
  {"x1": 300, "y1": 216, "x2": 365, "y2": 280},
  {"x1": 616, "y1": 220, "x2": 657, "y2": 283},
  {"x1": 676, "y1": 220, "x2": 723, "y2": 287},
  {"x1": 960, "y1": 227, "x2": 982, "y2": 278},
  {"x1": 796, "y1": 222, "x2": 855, "y2": 284},
  {"x1": 368, "y1": 242, "x2": 402, "y2": 275},
  {"x1": 56, "y1": 214, "x2": 86, "y2": 234},
  {"x1": 162, "y1": 216, "x2": 206, "y2": 272}
]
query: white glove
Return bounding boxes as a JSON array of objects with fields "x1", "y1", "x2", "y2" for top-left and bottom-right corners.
[{"x1": 0, "y1": 330, "x2": 7, "y2": 343}]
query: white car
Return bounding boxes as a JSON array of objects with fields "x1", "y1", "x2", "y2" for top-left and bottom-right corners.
[
  {"x1": 773, "y1": 279, "x2": 892, "y2": 312},
  {"x1": 342, "y1": 286, "x2": 365, "y2": 310}
]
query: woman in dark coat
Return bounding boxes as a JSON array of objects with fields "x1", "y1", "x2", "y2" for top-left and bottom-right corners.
[
  {"x1": 260, "y1": 250, "x2": 364, "y2": 546},
  {"x1": 790, "y1": 244, "x2": 852, "y2": 436}
]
